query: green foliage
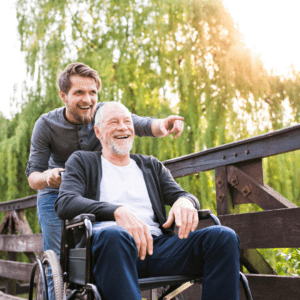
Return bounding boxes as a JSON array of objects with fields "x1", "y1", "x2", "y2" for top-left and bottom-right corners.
[
  {"x1": 0, "y1": 0, "x2": 299, "y2": 273},
  {"x1": 275, "y1": 248, "x2": 300, "y2": 276},
  {"x1": 259, "y1": 248, "x2": 300, "y2": 276}
]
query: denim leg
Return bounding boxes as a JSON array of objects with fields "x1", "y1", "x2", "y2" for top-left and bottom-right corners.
[
  {"x1": 37, "y1": 191, "x2": 61, "y2": 300},
  {"x1": 37, "y1": 191, "x2": 61, "y2": 255},
  {"x1": 91, "y1": 223, "x2": 141, "y2": 300},
  {"x1": 137, "y1": 226, "x2": 240, "y2": 300}
]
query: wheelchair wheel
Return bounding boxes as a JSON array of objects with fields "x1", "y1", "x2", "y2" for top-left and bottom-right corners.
[
  {"x1": 35, "y1": 265, "x2": 44, "y2": 300},
  {"x1": 36, "y1": 250, "x2": 65, "y2": 300}
]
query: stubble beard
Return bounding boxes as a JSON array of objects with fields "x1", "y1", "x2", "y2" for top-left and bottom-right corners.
[{"x1": 71, "y1": 106, "x2": 96, "y2": 125}]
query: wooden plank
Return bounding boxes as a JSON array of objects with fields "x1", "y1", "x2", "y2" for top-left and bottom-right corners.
[
  {"x1": 0, "y1": 195, "x2": 37, "y2": 212},
  {"x1": 195, "y1": 207, "x2": 300, "y2": 249},
  {"x1": 0, "y1": 292, "x2": 26, "y2": 300},
  {"x1": 215, "y1": 166, "x2": 232, "y2": 215},
  {"x1": 218, "y1": 207, "x2": 300, "y2": 249},
  {"x1": 11, "y1": 210, "x2": 34, "y2": 235},
  {"x1": 227, "y1": 166, "x2": 297, "y2": 209},
  {"x1": 0, "y1": 213, "x2": 9, "y2": 234},
  {"x1": 0, "y1": 260, "x2": 38, "y2": 283},
  {"x1": 0, "y1": 234, "x2": 43, "y2": 253},
  {"x1": 0, "y1": 283, "x2": 30, "y2": 296},
  {"x1": 6, "y1": 214, "x2": 17, "y2": 295},
  {"x1": 240, "y1": 249, "x2": 276, "y2": 274},
  {"x1": 231, "y1": 159, "x2": 263, "y2": 205},
  {"x1": 163, "y1": 124, "x2": 300, "y2": 178},
  {"x1": 240, "y1": 274, "x2": 300, "y2": 300}
]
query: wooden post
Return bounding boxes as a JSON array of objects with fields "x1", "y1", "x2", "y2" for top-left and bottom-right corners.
[
  {"x1": 215, "y1": 166, "x2": 232, "y2": 215},
  {"x1": 5, "y1": 213, "x2": 17, "y2": 296}
]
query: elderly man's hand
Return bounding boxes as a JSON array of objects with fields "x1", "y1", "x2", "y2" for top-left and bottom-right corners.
[
  {"x1": 114, "y1": 207, "x2": 153, "y2": 260},
  {"x1": 163, "y1": 198, "x2": 198, "y2": 239},
  {"x1": 152, "y1": 115, "x2": 184, "y2": 138}
]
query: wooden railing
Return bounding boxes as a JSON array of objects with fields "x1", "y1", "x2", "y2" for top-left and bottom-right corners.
[
  {"x1": 1, "y1": 124, "x2": 300, "y2": 299},
  {"x1": 0, "y1": 195, "x2": 41, "y2": 299}
]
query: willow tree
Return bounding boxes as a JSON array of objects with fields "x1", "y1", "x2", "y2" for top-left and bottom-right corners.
[{"x1": 10, "y1": 0, "x2": 274, "y2": 215}]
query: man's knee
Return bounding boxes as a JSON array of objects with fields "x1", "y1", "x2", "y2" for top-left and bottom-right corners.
[{"x1": 195, "y1": 225, "x2": 240, "y2": 254}]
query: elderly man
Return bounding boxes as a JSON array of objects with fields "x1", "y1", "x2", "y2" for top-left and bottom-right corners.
[
  {"x1": 26, "y1": 62, "x2": 184, "y2": 257},
  {"x1": 55, "y1": 102, "x2": 240, "y2": 300}
]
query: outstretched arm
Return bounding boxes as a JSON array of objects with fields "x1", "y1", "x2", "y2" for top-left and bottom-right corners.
[{"x1": 151, "y1": 115, "x2": 184, "y2": 138}]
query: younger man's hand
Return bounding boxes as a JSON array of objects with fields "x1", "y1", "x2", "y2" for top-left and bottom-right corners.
[{"x1": 44, "y1": 168, "x2": 65, "y2": 188}]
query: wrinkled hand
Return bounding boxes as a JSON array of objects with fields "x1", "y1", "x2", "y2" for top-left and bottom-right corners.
[
  {"x1": 114, "y1": 207, "x2": 153, "y2": 260},
  {"x1": 44, "y1": 168, "x2": 65, "y2": 188},
  {"x1": 163, "y1": 198, "x2": 198, "y2": 239},
  {"x1": 160, "y1": 115, "x2": 184, "y2": 139}
]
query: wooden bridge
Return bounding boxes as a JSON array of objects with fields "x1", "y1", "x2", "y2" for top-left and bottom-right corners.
[{"x1": 1, "y1": 124, "x2": 300, "y2": 299}]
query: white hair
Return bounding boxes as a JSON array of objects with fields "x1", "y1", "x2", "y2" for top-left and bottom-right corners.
[{"x1": 94, "y1": 101, "x2": 132, "y2": 129}]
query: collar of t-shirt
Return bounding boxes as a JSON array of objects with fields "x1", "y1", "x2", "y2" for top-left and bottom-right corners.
[{"x1": 100, "y1": 155, "x2": 162, "y2": 236}]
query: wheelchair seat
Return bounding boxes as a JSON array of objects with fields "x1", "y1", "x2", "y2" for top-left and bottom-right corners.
[{"x1": 30, "y1": 210, "x2": 253, "y2": 300}]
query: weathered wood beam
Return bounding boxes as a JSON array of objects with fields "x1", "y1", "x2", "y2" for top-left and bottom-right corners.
[
  {"x1": 0, "y1": 283, "x2": 30, "y2": 297},
  {"x1": 164, "y1": 124, "x2": 300, "y2": 178},
  {"x1": 0, "y1": 195, "x2": 37, "y2": 212},
  {"x1": 0, "y1": 213, "x2": 9, "y2": 234},
  {"x1": 230, "y1": 159, "x2": 263, "y2": 205},
  {"x1": 240, "y1": 249, "x2": 276, "y2": 274},
  {"x1": 0, "y1": 234, "x2": 43, "y2": 253},
  {"x1": 11, "y1": 210, "x2": 34, "y2": 235},
  {"x1": 0, "y1": 260, "x2": 38, "y2": 283},
  {"x1": 215, "y1": 166, "x2": 232, "y2": 215},
  {"x1": 6, "y1": 214, "x2": 17, "y2": 295},
  {"x1": 239, "y1": 274, "x2": 300, "y2": 300},
  {"x1": 196, "y1": 207, "x2": 300, "y2": 249},
  {"x1": 227, "y1": 166, "x2": 297, "y2": 210},
  {"x1": 220, "y1": 207, "x2": 300, "y2": 249},
  {"x1": 0, "y1": 292, "x2": 26, "y2": 300}
]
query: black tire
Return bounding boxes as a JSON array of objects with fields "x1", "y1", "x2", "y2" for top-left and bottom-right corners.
[{"x1": 36, "y1": 250, "x2": 65, "y2": 300}]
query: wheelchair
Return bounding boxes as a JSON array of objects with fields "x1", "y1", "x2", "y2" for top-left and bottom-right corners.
[{"x1": 29, "y1": 209, "x2": 253, "y2": 300}]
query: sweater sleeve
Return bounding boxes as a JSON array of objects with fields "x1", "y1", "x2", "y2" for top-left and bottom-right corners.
[
  {"x1": 55, "y1": 152, "x2": 121, "y2": 221},
  {"x1": 25, "y1": 117, "x2": 51, "y2": 177},
  {"x1": 132, "y1": 113, "x2": 155, "y2": 137},
  {"x1": 155, "y1": 158, "x2": 200, "y2": 209}
]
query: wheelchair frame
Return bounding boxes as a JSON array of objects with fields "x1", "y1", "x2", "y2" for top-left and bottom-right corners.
[{"x1": 29, "y1": 210, "x2": 253, "y2": 300}]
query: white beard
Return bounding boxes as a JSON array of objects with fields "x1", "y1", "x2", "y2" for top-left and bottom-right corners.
[{"x1": 109, "y1": 139, "x2": 133, "y2": 155}]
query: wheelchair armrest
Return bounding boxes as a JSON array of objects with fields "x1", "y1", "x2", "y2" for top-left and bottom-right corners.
[
  {"x1": 65, "y1": 214, "x2": 96, "y2": 226},
  {"x1": 198, "y1": 209, "x2": 213, "y2": 218},
  {"x1": 198, "y1": 209, "x2": 220, "y2": 225}
]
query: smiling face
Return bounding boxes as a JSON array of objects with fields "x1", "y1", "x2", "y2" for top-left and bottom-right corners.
[
  {"x1": 94, "y1": 103, "x2": 134, "y2": 158},
  {"x1": 59, "y1": 75, "x2": 98, "y2": 125}
]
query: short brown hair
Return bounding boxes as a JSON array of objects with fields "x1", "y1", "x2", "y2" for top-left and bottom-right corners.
[{"x1": 58, "y1": 62, "x2": 101, "y2": 94}]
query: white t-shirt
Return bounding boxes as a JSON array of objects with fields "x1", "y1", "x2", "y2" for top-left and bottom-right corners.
[{"x1": 100, "y1": 155, "x2": 163, "y2": 236}]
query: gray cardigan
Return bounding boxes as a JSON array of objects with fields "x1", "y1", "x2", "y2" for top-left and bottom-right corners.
[{"x1": 55, "y1": 151, "x2": 200, "y2": 235}]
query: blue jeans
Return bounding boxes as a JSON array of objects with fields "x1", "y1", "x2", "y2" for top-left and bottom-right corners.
[
  {"x1": 37, "y1": 191, "x2": 61, "y2": 300},
  {"x1": 91, "y1": 223, "x2": 240, "y2": 300}
]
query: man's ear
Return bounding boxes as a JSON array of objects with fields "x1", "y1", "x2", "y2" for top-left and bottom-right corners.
[
  {"x1": 94, "y1": 126, "x2": 102, "y2": 140},
  {"x1": 59, "y1": 90, "x2": 66, "y2": 103}
]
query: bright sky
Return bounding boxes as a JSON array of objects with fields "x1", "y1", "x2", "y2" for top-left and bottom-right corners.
[
  {"x1": 223, "y1": 0, "x2": 300, "y2": 75},
  {"x1": 0, "y1": 0, "x2": 300, "y2": 119}
]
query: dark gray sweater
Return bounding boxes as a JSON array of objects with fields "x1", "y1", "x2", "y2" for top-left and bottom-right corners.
[{"x1": 55, "y1": 151, "x2": 200, "y2": 235}]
